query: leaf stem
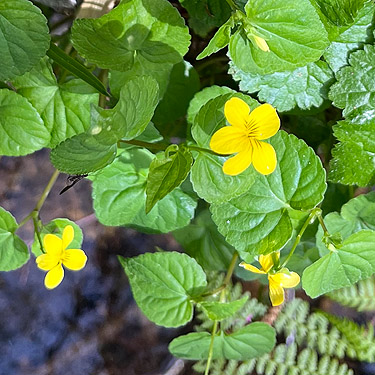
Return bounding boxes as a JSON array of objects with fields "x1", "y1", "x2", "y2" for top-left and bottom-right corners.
[
  {"x1": 188, "y1": 145, "x2": 221, "y2": 156},
  {"x1": 317, "y1": 210, "x2": 330, "y2": 237},
  {"x1": 202, "y1": 252, "x2": 239, "y2": 297},
  {"x1": 225, "y1": 0, "x2": 239, "y2": 10},
  {"x1": 18, "y1": 169, "x2": 60, "y2": 228},
  {"x1": 280, "y1": 208, "x2": 320, "y2": 269},
  {"x1": 204, "y1": 320, "x2": 218, "y2": 375},
  {"x1": 203, "y1": 252, "x2": 238, "y2": 375},
  {"x1": 32, "y1": 214, "x2": 45, "y2": 253}
]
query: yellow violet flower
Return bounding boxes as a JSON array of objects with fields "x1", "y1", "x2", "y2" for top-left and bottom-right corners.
[
  {"x1": 210, "y1": 97, "x2": 280, "y2": 176},
  {"x1": 239, "y1": 252, "x2": 300, "y2": 306},
  {"x1": 36, "y1": 225, "x2": 87, "y2": 290}
]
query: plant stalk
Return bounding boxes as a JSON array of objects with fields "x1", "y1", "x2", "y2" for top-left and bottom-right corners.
[
  {"x1": 203, "y1": 252, "x2": 238, "y2": 375},
  {"x1": 280, "y1": 207, "x2": 320, "y2": 269},
  {"x1": 18, "y1": 169, "x2": 60, "y2": 228}
]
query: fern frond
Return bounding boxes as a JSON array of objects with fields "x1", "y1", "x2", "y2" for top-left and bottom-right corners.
[
  {"x1": 320, "y1": 311, "x2": 375, "y2": 362},
  {"x1": 327, "y1": 276, "x2": 375, "y2": 312},
  {"x1": 193, "y1": 343, "x2": 354, "y2": 375}
]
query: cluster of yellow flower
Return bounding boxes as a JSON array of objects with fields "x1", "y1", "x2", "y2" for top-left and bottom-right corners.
[
  {"x1": 36, "y1": 97, "x2": 299, "y2": 306},
  {"x1": 211, "y1": 97, "x2": 300, "y2": 306}
]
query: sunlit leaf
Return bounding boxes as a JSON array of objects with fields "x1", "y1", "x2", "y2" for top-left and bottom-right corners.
[{"x1": 119, "y1": 251, "x2": 207, "y2": 327}]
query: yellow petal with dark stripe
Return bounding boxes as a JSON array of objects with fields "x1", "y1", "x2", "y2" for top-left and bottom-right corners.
[
  {"x1": 210, "y1": 126, "x2": 248, "y2": 154},
  {"x1": 268, "y1": 276, "x2": 285, "y2": 306},
  {"x1": 63, "y1": 249, "x2": 88, "y2": 271}
]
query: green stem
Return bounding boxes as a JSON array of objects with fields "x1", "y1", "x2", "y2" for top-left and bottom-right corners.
[
  {"x1": 202, "y1": 252, "x2": 239, "y2": 297},
  {"x1": 280, "y1": 208, "x2": 320, "y2": 269},
  {"x1": 203, "y1": 252, "x2": 238, "y2": 375},
  {"x1": 317, "y1": 210, "x2": 330, "y2": 237},
  {"x1": 188, "y1": 145, "x2": 221, "y2": 156},
  {"x1": 223, "y1": 252, "x2": 239, "y2": 288},
  {"x1": 18, "y1": 169, "x2": 60, "y2": 228},
  {"x1": 32, "y1": 214, "x2": 45, "y2": 253},
  {"x1": 225, "y1": 0, "x2": 239, "y2": 10},
  {"x1": 204, "y1": 320, "x2": 218, "y2": 375}
]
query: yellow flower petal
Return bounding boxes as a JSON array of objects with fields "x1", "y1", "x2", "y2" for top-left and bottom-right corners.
[
  {"x1": 62, "y1": 225, "x2": 74, "y2": 250},
  {"x1": 43, "y1": 234, "x2": 63, "y2": 256},
  {"x1": 268, "y1": 276, "x2": 285, "y2": 306},
  {"x1": 251, "y1": 140, "x2": 277, "y2": 175},
  {"x1": 272, "y1": 271, "x2": 300, "y2": 289},
  {"x1": 36, "y1": 253, "x2": 60, "y2": 271},
  {"x1": 44, "y1": 264, "x2": 64, "y2": 289},
  {"x1": 210, "y1": 126, "x2": 249, "y2": 154},
  {"x1": 224, "y1": 97, "x2": 251, "y2": 129},
  {"x1": 247, "y1": 103, "x2": 280, "y2": 140},
  {"x1": 239, "y1": 261, "x2": 266, "y2": 274},
  {"x1": 222, "y1": 145, "x2": 253, "y2": 176},
  {"x1": 62, "y1": 249, "x2": 88, "y2": 271},
  {"x1": 258, "y1": 252, "x2": 279, "y2": 273}
]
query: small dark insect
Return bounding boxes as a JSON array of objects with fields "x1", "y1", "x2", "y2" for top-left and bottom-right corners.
[{"x1": 59, "y1": 174, "x2": 88, "y2": 195}]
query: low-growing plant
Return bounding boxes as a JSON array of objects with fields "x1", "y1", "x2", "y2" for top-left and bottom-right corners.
[{"x1": 1, "y1": 0, "x2": 375, "y2": 373}]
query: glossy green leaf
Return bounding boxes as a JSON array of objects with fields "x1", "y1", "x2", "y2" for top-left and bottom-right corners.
[
  {"x1": 173, "y1": 210, "x2": 235, "y2": 271},
  {"x1": 329, "y1": 45, "x2": 375, "y2": 118},
  {"x1": 187, "y1": 85, "x2": 234, "y2": 125},
  {"x1": 153, "y1": 61, "x2": 200, "y2": 126},
  {"x1": 197, "y1": 18, "x2": 233, "y2": 59},
  {"x1": 323, "y1": 1, "x2": 374, "y2": 73},
  {"x1": 190, "y1": 92, "x2": 259, "y2": 203},
  {"x1": 0, "y1": 89, "x2": 50, "y2": 156},
  {"x1": 135, "y1": 122, "x2": 163, "y2": 143},
  {"x1": 169, "y1": 322, "x2": 276, "y2": 360},
  {"x1": 50, "y1": 134, "x2": 117, "y2": 175},
  {"x1": 328, "y1": 118, "x2": 375, "y2": 186},
  {"x1": 146, "y1": 146, "x2": 193, "y2": 213},
  {"x1": 0, "y1": 0, "x2": 50, "y2": 81},
  {"x1": 229, "y1": 60, "x2": 333, "y2": 112},
  {"x1": 303, "y1": 230, "x2": 375, "y2": 298},
  {"x1": 312, "y1": 0, "x2": 366, "y2": 26},
  {"x1": 109, "y1": 63, "x2": 171, "y2": 100},
  {"x1": 316, "y1": 192, "x2": 375, "y2": 256},
  {"x1": 114, "y1": 76, "x2": 159, "y2": 140},
  {"x1": 13, "y1": 58, "x2": 99, "y2": 148},
  {"x1": 119, "y1": 251, "x2": 207, "y2": 327},
  {"x1": 178, "y1": 0, "x2": 231, "y2": 37},
  {"x1": 50, "y1": 106, "x2": 117, "y2": 174},
  {"x1": 71, "y1": 0, "x2": 190, "y2": 71},
  {"x1": 211, "y1": 131, "x2": 327, "y2": 261},
  {"x1": 200, "y1": 296, "x2": 248, "y2": 321},
  {"x1": 229, "y1": 0, "x2": 329, "y2": 74},
  {"x1": 0, "y1": 207, "x2": 29, "y2": 271},
  {"x1": 46, "y1": 42, "x2": 109, "y2": 97},
  {"x1": 31, "y1": 218, "x2": 83, "y2": 257},
  {"x1": 92, "y1": 148, "x2": 197, "y2": 233},
  {"x1": 190, "y1": 152, "x2": 257, "y2": 204}
]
